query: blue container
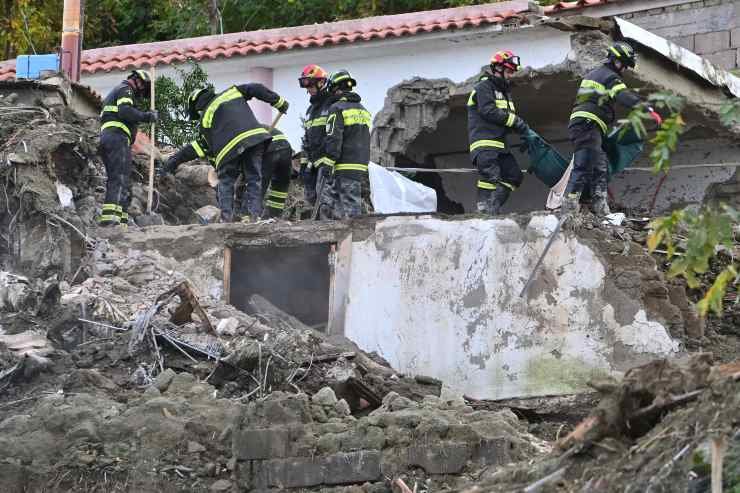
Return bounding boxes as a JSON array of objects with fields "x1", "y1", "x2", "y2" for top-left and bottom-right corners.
[{"x1": 15, "y1": 54, "x2": 60, "y2": 79}]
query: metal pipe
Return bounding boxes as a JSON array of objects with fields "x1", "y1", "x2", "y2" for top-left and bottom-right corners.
[{"x1": 60, "y1": 0, "x2": 82, "y2": 81}]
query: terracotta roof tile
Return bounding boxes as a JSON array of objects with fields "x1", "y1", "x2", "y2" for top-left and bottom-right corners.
[{"x1": 0, "y1": 0, "x2": 614, "y2": 81}]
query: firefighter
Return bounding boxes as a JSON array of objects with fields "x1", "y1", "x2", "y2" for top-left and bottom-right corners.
[
  {"x1": 467, "y1": 50, "x2": 531, "y2": 215},
  {"x1": 98, "y1": 70, "x2": 158, "y2": 227},
  {"x1": 259, "y1": 125, "x2": 293, "y2": 218},
  {"x1": 298, "y1": 64, "x2": 330, "y2": 212},
  {"x1": 564, "y1": 41, "x2": 662, "y2": 216},
  {"x1": 163, "y1": 83, "x2": 289, "y2": 222},
  {"x1": 315, "y1": 69, "x2": 371, "y2": 219}
]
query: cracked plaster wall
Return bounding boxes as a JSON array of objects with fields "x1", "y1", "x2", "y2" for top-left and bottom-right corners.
[{"x1": 341, "y1": 215, "x2": 682, "y2": 400}]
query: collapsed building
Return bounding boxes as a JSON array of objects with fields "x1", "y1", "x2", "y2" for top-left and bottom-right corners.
[{"x1": 0, "y1": 7, "x2": 739, "y2": 493}]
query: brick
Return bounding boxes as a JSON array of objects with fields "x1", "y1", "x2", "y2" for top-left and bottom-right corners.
[
  {"x1": 732, "y1": 28, "x2": 740, "y2": 48},
  {"x1": 695, "y1": 30, "x2": 731, "y2": 54},
  {"x1": 322, "y1": 451, "x2": 382, "y2": 485},
  {"x1": 670, "y1": 35, "x2": 695, "y2": 52},
  {"x1": 405, "y1": 443, "x2": 471, "y2": 474},
  {"x1": 705, "y1": 49, "x2": 738, "y2": 69},
  {"x1": 253, "y1": 457, "x2": 324, "y2": 489},
  {"x1": 233, "y1": 429, "x2": 290, "y2": 460}
]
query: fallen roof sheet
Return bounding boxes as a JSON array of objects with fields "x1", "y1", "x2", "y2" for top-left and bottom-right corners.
[{"x1": 616, "y1": 17, "x2": 740, "y2": 98}]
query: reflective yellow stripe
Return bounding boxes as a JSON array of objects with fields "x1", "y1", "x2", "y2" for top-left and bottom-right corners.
[
  {"x1": 101, "y1": 105, "x2": 118, "y2": 114},
  {"x1": 102, "y1": 203, "x2": 118, "y2": 212},
  {"x1": 477, "y1": 180, "x2": 496, "y2": 190},
  {"x1": 570, "y1": 111, "x2": 608, "y2": 134},
  {"x1": 505, "y1": 113, "x2": 516, "y2": 127},
  {"x1": 470, "y1": 139, "x2": 505, "y2": 152},
  {"x1": 609, "y1": 46, "x2": 622, "y2": 57},
  {"x1": 335, "y1": 163, "x2": 368, "y2": 172},
  {"x1": 97, "y1": 214, "x2": 120, "y2": 223},
  {"x1": 191, "y1": 140, "x2": 206, "y2": 158},
  {"x1": 101, "y1": 121, "x2": 131, "y2": 139},
  {"x1": 341, "y1": 108, "x2": 371, "y2": 126},
  {"x1": 307, "y1": 117, "x2": 327, "y2": 128},
  {"x1": 500, "y1": 181, "x2": 516, "y2": 191},
  {"x1": 315, "y1": 157, "x2": 336, "y2": 168},
  {"x1": 116, "y1": 97, "x2": 134, "y2": 105},
  {"x1": 609, "y1": 83, "x2": 627, "y2": 97},
  {"x1": 265, "y1": 200, "x2": 285, "y2": 209},
  {"x1": 272, "y1": 96, "x2": 285, "y2": 108},
  {"x1": 271, "y1": 134, "x2": 288, "y2": 142},
  {"x1": 203, "y1": 87, "x2": 241, "y2": 129},
  {"x1": 467, "y1": 90, "x2": 476, "y2": 107},
  {"x1": 580, "y1": 80, "x2": 607, "y2": 92},
  {"x1": 300, "y1": 157, "x2": 309, "y2": 165},
  {"x1": 268, "y1": 190, "x2": 288, "y2": 199},
  {"x1": 214, "y1": 127, "x2": 269, "y2": 167}
]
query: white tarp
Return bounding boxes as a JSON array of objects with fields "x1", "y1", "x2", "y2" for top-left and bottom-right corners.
[{"x1": 369, "y1": 162, "x2": 437, "y2": 214}]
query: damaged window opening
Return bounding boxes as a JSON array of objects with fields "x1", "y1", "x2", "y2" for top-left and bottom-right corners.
[{"x1": 228, "y1": 243, "x2": 333, "y2": 329}]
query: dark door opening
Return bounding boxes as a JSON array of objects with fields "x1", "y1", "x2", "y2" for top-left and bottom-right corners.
[{"x1": 230, "y1": 244, "x2": 332, "y2": 327}]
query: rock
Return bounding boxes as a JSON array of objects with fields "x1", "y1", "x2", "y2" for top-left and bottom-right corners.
[
  {"x1": 312, "y1": 387, "x2": 338, "y2": 407},
  {"x1": 389, "y1": 396, "x2": 415, "y2": 412},
  {"x1": 154, "y1": 368, "x2": 177, "y2": 392},
  {"x1": 216, "y1": 317, "x2": 239, "y2": 337},
  {"x1": 0, "y1": 272, "x2": 31, "y2": 312},
  {"x1": 335, "y1": 399, "x2": 351, "y2": 416},
  {"x1": 196, "y1": 205, "x2": 222, "y2": 224},
  {"x1": 203, "y1": 462, "x2": 217, "y2": 477},
  {"x1": 209, "y1": 479, "x2": 232, "y2": 492},
  {"x1": 188, "y1": 441, "x2": 206, "y2": 453},
  {"x1": 64, "y1": 369, "x2": 119, "y2": 393}
]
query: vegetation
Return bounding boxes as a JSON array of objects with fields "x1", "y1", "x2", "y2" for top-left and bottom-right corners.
[{"x1": 153, "y1": 61, "x2": 211, "y2": 147}]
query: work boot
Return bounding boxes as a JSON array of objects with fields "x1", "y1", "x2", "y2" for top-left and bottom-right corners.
[
  {"x1": 590, "y1": 191, "x2": 611, "y2": 217},
  {"x1": 489, "y1": 186, "x2": 511, "y2": 216}
]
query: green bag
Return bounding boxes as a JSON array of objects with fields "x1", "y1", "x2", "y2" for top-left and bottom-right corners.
[
  {"x1": 523, "y1": 129, "x2": 569, "y2": 188},
  {"x1": 604, "y1": 125, "x2": 645, "y2": 176}
]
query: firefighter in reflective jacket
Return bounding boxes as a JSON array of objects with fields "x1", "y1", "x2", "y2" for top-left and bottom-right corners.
[
  {"x1": 298, "y1": 64, "x2": 330, "y2": 209},
  {"x1": 467, "y1": 51, "x2": 530, "y2": 215},
  {"x1": 98, "y1": 70, "x2": 158, "y2": 227},
  {"x1": 260, "y1": 126, "x2": 293, "y2": 218},
  {"x1": 564, "y1": 41, "x2": 662, "y2": 216},
  {"x1": 163, "y1": 83, "x2": 289, "y2": 222},
  {"x1": 315, "y1": 70, "x2": 371, "y2": 219}
]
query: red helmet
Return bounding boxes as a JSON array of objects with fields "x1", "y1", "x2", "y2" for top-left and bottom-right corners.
[
  {"x1": 490, "y1": 50, "x2": 521, "y2": 72},
  {"x1": 299, "y1": 64, "x2": 328, "y2": 88}
]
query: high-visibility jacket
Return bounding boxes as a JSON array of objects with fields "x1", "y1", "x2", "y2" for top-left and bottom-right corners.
[
  {"x1": 171, "y1": 83, "x2": 285, "y2": 169},
  {"x1": 316, "y1": 92, "x2": 371, "y2": 179},
  {"x1": 99, "y1": 81, "x2": 149, "y2": 144},
  {"x1": 266, "y1": 126, "x2": 292, "y2": 154},
  {"x1": 301, "y1": 93, "x2": 330, "y2": 168},
  {"x1": 570, "y1": 64, "x2": 641, "y2": 134},
  {"x1": 467, "y1": 74, "x2": 525, "y2": 161}
]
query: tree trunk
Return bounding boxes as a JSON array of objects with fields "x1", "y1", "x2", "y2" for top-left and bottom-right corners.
[
  {"x1": 3, "y1": 0, "x2": 12, "y2": 60},
  {"x1": 207, "y1": 0, "x2": 220, "y2": 35}
]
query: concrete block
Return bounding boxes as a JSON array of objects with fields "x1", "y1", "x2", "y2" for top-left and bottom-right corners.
[
  {"x1": 322, "y1": 451, "x2": 382, "y2": 485},
  {"x1": 732, "y1": 28, "x2": 740, "y2": 48},
  {"x1": 671, "y1": 35, "x2": 695, "y2": 52},
  {"x1": 695, "y1": 30, "x2": 731, "y2": 54},
  {"x1": 705, "y1": 49, "x2": 738, "y2": 69},
  {"x1": 406, "y1": 443, "x2": 471, "y2": 474},
  {"x1": 252, "y1": 457, "x2": 324, "y2": 489},
  {"x1": 635, "y1": 3, "x2": 735, "y2": 37},
  {"x1": 233, "y1": 429, "x2": 290, "y2": 460}
]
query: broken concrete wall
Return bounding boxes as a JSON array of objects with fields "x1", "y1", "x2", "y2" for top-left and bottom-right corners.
[
  {"x1": 340, "y1": 215, "x2": 685, "y2": 400},
  {"x1": 370, "y1": 27, "x2": 740, "y2": 215}
]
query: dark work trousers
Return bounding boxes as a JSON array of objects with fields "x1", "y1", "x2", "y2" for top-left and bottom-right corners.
[
  {"x1": 261, "y1": 148, "x2": 292, "y2": 217},
  {"x1": 565, "y1": 119, "x2": 608, "y2": 197},
  {"x1": 217, "y1": 143, "x2": 265, "y2": 222},
  {"x1": 99, "y1": 130, "x2": 132, "y2": 213},
  {"x1": 316, "y1": 165, "x2": 336, "y2": 220},
  {"x1": 334, "y1": 174, "x2": 366, "y2": 218},
  {"x1": 302, "y1": 164, "x2": 318, "y2": 207},
  {"x1": 474, "y1": 150, "x2": 523, "y2": 214}
]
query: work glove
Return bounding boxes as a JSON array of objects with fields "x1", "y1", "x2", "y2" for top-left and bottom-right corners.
[
  {"x1": 143, "y1": 110, "x2": 159, "y2": 123},
  {"x1": 274, "y1": 99, "x2": 289, "y2": 114},
  {"x1": 512, "y1": 116, "x2": 530, "y2": 135},
  {"x1": 647, "y1": 107, "x2": 663, "y2": 126}
]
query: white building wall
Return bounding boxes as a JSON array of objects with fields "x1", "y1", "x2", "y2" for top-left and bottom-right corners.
[
  {"x1": 81, "y1": 26, "x2": 572, "y2": 151},
  {"x1": 341, "y1": 215, "x2": 680, "y2": 400}
]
